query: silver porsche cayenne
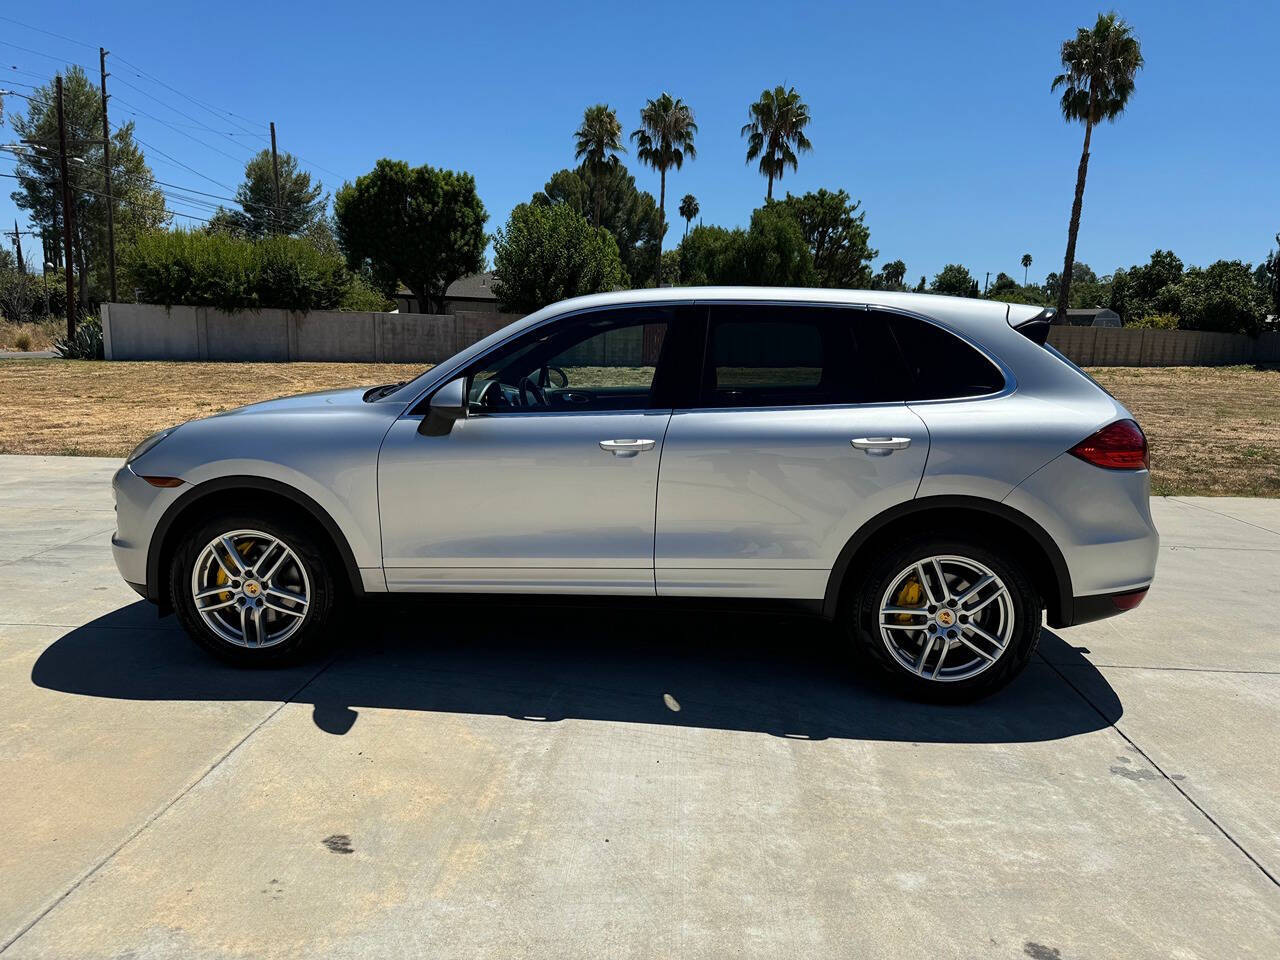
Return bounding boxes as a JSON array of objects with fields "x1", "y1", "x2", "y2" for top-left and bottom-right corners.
[{"x1": 112, "y1": 288, "x2": 1158, "y2": 701}]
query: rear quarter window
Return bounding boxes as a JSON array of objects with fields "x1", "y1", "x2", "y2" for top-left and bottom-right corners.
[{"x1": 878, "y1": 311, "x2": 1006, "y2": 400}]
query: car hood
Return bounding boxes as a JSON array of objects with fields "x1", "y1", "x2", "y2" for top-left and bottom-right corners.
[{"x1": 206, "y1": 386, "x2": 380, "y2": 418}]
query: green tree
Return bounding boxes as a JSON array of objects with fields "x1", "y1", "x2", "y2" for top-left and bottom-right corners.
[
  {"x1": 216, "y1": 150, "x2": 327, "y2": 238},
  {"x1": 874, "y1": 259, "x2": 907, "y2": 290},
  {"x1": 334, "y1": 159, "x2": 487, "y2": 313},
  {"x1": 534, "y1": 162, "x2": 662, "y2": 287},
  {"x1": 740, "y1": 203, "x2": 815, "y2": 286},
  {"x1": 678, "y1": 194, "x2": 699, "y2": 238},
  {"x1": 573, "y1": 104, "x2": 625, "y2": 228},
  {"x1": 987, "y1": 272, "x2": 1021, "y2": 300},
  {"x1": 1108, "y1": 250, "x2": 1183, "y2": 321},
  {"x1": 1021, "y1": 253, "x2": 1033, "y2": 284},
  {"x1": 9, "y1": 66, "x2": 168, "y2": 305},
  {"x1": 931, "y1": 263, "x2": 979, "y2": 298},
  {"x1": 1052, "y1": 13, "x2": 1143, "y2": 322},
  {"x1": 1261, "y1": 233, "x2": 1280, "y2": 316},
  {"x1": 777, "y1": 188, "x2": 877, "y2": 289},
  {"x1": 631, "y1": 93, "x2": 698, "y2": 270},
  {"x1": 675, "y1": 206, "x2": 814, "y2": 287},
  {"x1": 491, "y1": 202, "x2": 627, "y2": 313},
  {"x1": 741, "y1": 86, "x2": 812, "y2": 200},
  {"x1": 1170, "y1": 260, "x2": 1269, "y2": 336},
  {"x1": 677, "y1": 225, "x2": 739, "y2": 286}
]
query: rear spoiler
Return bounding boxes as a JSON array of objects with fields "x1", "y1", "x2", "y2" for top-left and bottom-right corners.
[{"x1": 1009, "y1": 307, "x2": 1056, "y2": 346}]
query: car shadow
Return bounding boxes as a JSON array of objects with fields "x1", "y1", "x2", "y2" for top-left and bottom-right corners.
[{"x1": 32, "y1": 599, "x2": 1121, "y2": 742}]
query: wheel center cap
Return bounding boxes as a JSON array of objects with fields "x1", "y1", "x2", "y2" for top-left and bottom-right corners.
[
  {"x1": 936, "y1": 609, "x2": 956, "y2": 627},
  {"x1": 243, "y1": 580, "x2": 262, "y2": 598}
]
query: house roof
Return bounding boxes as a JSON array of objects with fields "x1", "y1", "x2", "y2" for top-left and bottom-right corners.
[
  {"x1": 445, "y1": 271, "x2": 497, "y2": 300},
  {"x1": 394, "y1": 272, "x2": 498, "y2": 301},
  {"x1": 1063, "y1": 307, "x2": 1121, "y2": 326}
]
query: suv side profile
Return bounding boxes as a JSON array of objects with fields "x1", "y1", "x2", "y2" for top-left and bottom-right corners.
[{"x1": 112, "y1": 288, "x2": 1158, "y2": 701}]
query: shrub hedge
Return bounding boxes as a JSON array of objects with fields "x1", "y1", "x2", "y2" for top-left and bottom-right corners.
[{"x1": 121, "y1": 229, "x2": 390, "y2": 312}]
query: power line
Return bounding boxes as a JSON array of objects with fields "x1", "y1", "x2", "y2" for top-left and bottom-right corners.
[
  {"x1": 111, "y1": 53, "x2": 263, "y2": 135},
  {"x1": 0, "y1": 170, "x2": 214, "y2": 224},
  {"x1": 0, "y1": 14, "x2": 100, "y2": 51},
  {"x1": 0, "y1": 38, "x2": 91, "y2": 73},
  {"x1": 110, "y1": 72, "x2": 262, "y2": 152},
  {"x1": 110, "y1": 92, "x2": 254, "y2": 163}
]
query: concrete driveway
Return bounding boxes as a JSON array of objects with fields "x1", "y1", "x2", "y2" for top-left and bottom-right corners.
[{"x1": 2, "y1": 454, "x2": 1277, "y2": 958}]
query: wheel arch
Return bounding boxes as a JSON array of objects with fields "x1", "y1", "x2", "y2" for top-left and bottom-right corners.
[
  {"x1": 824, "y1": 496, "x2": 1073, "y2": 627},
  {"x1": 147, "y1": 476, "x2": 365, "y2": 610}
]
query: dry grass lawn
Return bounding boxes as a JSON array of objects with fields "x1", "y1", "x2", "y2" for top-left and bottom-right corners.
[
  {"x1": 1089, "y1": 365, "x2": 1279, "y2": 496},
  {"x1": 0, "y1": 359, "x2": 1275, "y2": 496}
]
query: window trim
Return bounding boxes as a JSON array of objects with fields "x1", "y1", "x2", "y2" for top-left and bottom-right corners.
[
  {"x1": 871, "y1": 305, "x2": 1013, "y2": 404},
  {"x1": 679, "y1": 300, "x2": 1015, "y2": 413},
  {"x1": 412, "y1": 302, "x2": 700, "y2": 418}
]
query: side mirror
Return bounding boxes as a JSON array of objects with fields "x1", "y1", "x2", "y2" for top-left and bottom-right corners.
[{"x1": 418, "y1": 377, "x2": 468, "y2": 436}]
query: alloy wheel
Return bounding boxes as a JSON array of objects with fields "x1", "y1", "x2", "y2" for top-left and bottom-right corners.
[
  {"x1": 876, "y1": 554, "x2": 1016, "y2": 682},
  {"x1": 190, "y1": 529, "x2": 311, "y2": 648}
]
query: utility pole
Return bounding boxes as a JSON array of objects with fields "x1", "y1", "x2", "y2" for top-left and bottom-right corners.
[
  {"x1": 100, "y1": 47, "x2": 117, "y2": 302},
  {"x1": 55, "y1": 75, "x2": 77, "y2": 339},
  {"x1": 10, "y1": 221, "x2": 25, "y2": 274},
  {"x1": 984, "y1": 271, "x2": 990, "y2": 295},
  {"x1": 269, "y1": 121, "x2": 281, "y2": 235}
]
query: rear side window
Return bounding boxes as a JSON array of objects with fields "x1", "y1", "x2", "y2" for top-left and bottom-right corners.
[
  {"x1": 700, "y1": 305, "x2": 906, "y2": 407},
  {"x1": 878, "y1": 312, "x2": 1005, "y2": 400}
]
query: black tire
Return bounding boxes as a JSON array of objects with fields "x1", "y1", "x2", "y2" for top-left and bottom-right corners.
[
  {"x1": 170, "y1": 512, "x2": 336, "y2": 666},
  {"x1": 846, "y1": 537, "x2": 1041, "y2": 702}
]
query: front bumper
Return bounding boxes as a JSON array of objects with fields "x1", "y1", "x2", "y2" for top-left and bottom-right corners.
[{"x1": 111, "y1": 463, "x2": 177, "y2": 601}]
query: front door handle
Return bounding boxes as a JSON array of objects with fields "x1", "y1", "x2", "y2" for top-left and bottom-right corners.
[
  {"x1": 599, "y1": 438, "x2": 657, "y2": 458},
  {"x1": 851, "y1": 436, "x2": 912, "y2": 456}
]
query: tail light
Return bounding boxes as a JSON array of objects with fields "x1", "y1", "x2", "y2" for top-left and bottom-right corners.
[{"x1": 1069, "y1": 419, "x2": 1149, "y2": 470}]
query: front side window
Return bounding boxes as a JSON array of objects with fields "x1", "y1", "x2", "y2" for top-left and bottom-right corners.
[{"x1": 466, "y1": 307, "x2": 675, "y2": 414}]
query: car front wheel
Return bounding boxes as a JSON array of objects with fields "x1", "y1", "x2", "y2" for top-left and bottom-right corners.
[
  {"x1": 849, "y1": 538, "x2": 1042, "y2": 701},
  {"x1": 170, "y1": 514, "x2": 335, "y2": 665}
]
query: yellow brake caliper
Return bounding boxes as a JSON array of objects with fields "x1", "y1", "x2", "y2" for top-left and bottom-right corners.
[
  {"x1": 894, "y1": 578, "x2": 924, "y2": 623},
  {"x1": 214, "y1": 539, "x2": 256, "y2": 602}
]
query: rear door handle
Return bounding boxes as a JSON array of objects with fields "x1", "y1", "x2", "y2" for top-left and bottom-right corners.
[
  {"x1": 599, "y1": 438, "x2": 657, "y2": 458},
  {"x1": 851, "y1": 436, "x2": 911, "y2": 455}
]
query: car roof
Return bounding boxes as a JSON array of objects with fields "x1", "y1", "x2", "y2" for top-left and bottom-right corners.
[
  {"x1": 387, "y1": 287, "x2": 1039, "y2": 405},
  {"x1": 533, "y1": 285, "x2": 1006, "y2": 317},
  {"x1": 516, "y1": 286, "x2": 1040, "y2": 337}
]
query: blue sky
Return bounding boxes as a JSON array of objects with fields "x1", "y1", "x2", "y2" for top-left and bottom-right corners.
[{"x1": 2, "y1": 0, "x2": 1277, "y2": 286}]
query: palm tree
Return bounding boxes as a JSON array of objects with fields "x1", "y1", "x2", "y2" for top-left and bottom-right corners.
[
  {"x1": 1021, "y1": 253, "x2": 1033, "y2": 285},
  {"x1": 741, "y1": 86, "x2": 812, "y2": 200},
  {"x1": 1052, "y1": 13, "x2": 1143, "y2": 321},
  {"x1": 574, "y1": 104, "x2": 625, "y2": 228},
  {"x1": 678, "y1": 194, "x2": 699, "y2": 239},
  {"x1": 632, "y1": 93, "x2": 697, "y2": 270}
]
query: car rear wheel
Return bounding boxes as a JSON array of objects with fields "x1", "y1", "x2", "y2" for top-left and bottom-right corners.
[
  {"x1": 848, "y1": 538, "x2": 1041, "y2": 701},
  {"x1": 170, "y1": 514, "x2": 335, "y2": 665}
]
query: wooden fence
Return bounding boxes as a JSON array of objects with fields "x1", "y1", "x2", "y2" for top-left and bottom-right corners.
[{"x1": 1048, "y1": 327, "x2": 1280, "y2": 366}]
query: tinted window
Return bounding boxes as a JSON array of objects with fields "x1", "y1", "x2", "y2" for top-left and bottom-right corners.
[
  {"x1": 700, "y1": 305, "x2": 906, "y2": 407},
  {"x1": 879, "y1": 312, "x2": 1005, "y2": 400},
  {"x1": 467, "y1": 307, "x2": 674, "y2": 413}
]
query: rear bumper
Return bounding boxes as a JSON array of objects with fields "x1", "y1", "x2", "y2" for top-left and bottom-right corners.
[
  {"x1": 1064, "y1": 586, "x2": 1150, "y2": 627},
  {"x1": 1003, "y1": 452, "x2": 1159, "y2": 619}
]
